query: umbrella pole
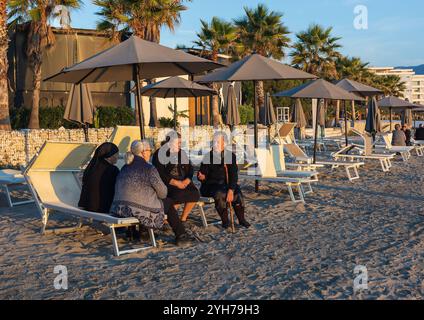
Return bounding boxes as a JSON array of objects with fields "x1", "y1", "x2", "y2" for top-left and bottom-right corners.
[
  {"x1": 253, "y1": 80, "x2": 259, "y2": 193},
  {"x1": 133, "y1": 64, "x2": 145, "y2": 139},
  {"x1": 174, "y1": 93, "x2": 177, "y2": 131},
  {"x1": 79, "y1": 84, "x2": 89, "y2": 143},
  {"x1": 313, "y1": 99, "x2": 320, "y2": 164},
  {"x1": 390, "y1": 107, "x2": 393, "y2": 131},
  {"x1": 344, "y1": 100, "x2": 348, "y2": 147}
]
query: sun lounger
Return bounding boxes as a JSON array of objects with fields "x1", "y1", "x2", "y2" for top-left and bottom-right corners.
[
  {"x1": 332, "y1": 145, "x2": 394, "y2": 172},
  {"x1": 274, "y1": 125, "x2": 365, "y2": 182},
  {"x1": 23, "y1": 141, "x2": 157, "y2": 257},
  {"x1": 0, "y1": 169, "x2": 34, "y2": 207},
  {"x1": 373, "y1": 133, "x2": 416, "y2": 161},
  {"x1": 240, "y1": 148, "x2": 315, "y2": 203}
]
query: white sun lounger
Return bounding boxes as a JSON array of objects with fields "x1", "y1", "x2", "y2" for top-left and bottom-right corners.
[
  {"x1": 240, "y1": 148, "x2": 316, "y2": 203},
  {"x1": 275, "y1": 124, "x2": 365, "y2": 182},
  {"x1": 0, "y1": 169, "x2": 34, "y2": 207},
  {"x1": 23, "y1": 141, "x2": 157, "y2": 257},
  {"x1": 375, "y1": 133, "x2": 417, "y2": 161},
  {"x1": 332, "y1": 145, "x2": 395, "y2": 173}
]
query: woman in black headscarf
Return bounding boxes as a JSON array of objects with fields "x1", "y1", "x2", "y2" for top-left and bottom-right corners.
[
  {"x1": 79, "y1": 142, "x2": 120, "y2": 213},
  {"x1": 152, "y1": 132, "x2": 200, "y2": 222}
]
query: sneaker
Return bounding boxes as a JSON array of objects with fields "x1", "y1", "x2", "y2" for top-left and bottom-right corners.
[
  {"x1": 222, "y1": 221, "x2": 230, "y2": 229},
  {"x1": 175, "y1": 233, "x2": 194, "y2": 247}
]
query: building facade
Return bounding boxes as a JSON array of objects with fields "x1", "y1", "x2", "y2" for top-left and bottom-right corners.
[{"x1": 368, "y1": 67, "x2": 424, "y2": 105}]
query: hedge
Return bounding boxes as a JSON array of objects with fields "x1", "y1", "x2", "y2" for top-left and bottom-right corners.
[{"x1": 10, "y1": 106, "x2": 135, "y2": 129}]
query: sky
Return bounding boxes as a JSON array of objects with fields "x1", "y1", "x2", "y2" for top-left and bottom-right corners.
[{"x1": 65, "y1": 0, "x2": 424, "y2": 67}]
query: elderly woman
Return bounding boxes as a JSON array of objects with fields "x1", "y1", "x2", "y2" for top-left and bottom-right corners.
[
  {"x1": 79, "y1": 142, "x2": 120, "y2": 213},
  {"x1": 152, "y1": 132, "x2": 200, "y2": 222},
  {"x1": 110, "y1": 140, "x2": 192, "y2": 246}
]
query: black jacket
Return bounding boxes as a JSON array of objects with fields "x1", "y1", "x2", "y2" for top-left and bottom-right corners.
[
  {"x1": 152, "y1": 149, "x2": 194, "y2": 185},
  {"x1": 78, "y1": 160, "x2": 119, "y2": 213},
  {"x1": 415, "y1": 128, "x2": 424, "y2": 140},
  {"x1": 199, "y1": 150, "x2": 238, "y2": 190}
]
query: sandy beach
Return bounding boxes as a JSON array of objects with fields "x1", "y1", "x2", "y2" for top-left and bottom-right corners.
[{"x1": 0, "y1": 153, "x2": 423, "y2": 300}]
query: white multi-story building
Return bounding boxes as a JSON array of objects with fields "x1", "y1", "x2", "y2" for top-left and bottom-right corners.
[{"x1": 368, "y1": 67, "x2": 424, "y2": 105}]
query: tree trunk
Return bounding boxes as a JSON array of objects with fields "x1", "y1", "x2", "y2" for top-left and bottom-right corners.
[
  {"x1": 148, "y1": 79, "x2": 159, "y2": 127},
  {"x1": 28, "y1": 59, "x2": 42, "y2": 129},
  {"x1": 334, "y1": 100, "x2": 340, "y2": 127},
  {"x1": 212, "y1": 83, "x2": 222, "y2": 127},
  {"x1": 255, "y1": 80, "x2": 265, "y2": 117},
  {"x1": 0, "y1": 2, "x2": 11, "y2": 130}
]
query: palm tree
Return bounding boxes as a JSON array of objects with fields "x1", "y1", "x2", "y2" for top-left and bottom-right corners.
[
  {"x1": 8, "y1": 0, "x2": 81, "y2": 129},
  {"x1": 336, "y1": 56, "x2": 370, "y2": 82},
  {"x1": 0, "y1": 1, "x2": 11, "y2": 130},
  {"x1": 373, "y1": 75, "x2": 406, "y2": 97},
  {"x1": 234, "y1": 3, "x2": 291, "y2": 111},
  {"x1": 194, "y1": 17, "x2": 237, "y2": 126},
  {"x1": 291, "y1": 24, "x2": 342, "y2": 79},
  {"x1": 95, "y1": 0, "x2": 189, "y2": 127}
]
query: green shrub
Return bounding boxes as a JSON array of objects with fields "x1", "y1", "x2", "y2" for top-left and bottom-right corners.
[
  {"x1": 239, "y1": 104, "x2": 254, "y2": 125},
  {"x1": 10, "y1": 106, "x2": 135, "y2": 129},
  {"x1": 159, "y1": 117, "x2": 178, "y2": 128}
]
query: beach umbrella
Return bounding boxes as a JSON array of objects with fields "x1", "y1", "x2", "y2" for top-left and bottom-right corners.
[
  {"x1": 138, "y1": 76, "x2": 217, "y2": 130},
  {"x1": 402, "y1": 108, "x2": 413, "y2": 127},
  {"x1": 378, "y1": 96, "x2": 418, "y2": 130},
  {"x1": 275, "y1": 79, "x2": 363, "y2": 162},
  {"x1": 199, "y1": 53, "x2": 316, "y2": 192},
  {"x1": 365, "y1": 97, "x2": 381, "y2": 135},
  {"x1": 259, "y1": 93, "x2": 277, "y2": 143},
  {"x1": 44, "y1": 36, "x2": 222, "y2": 138},
  {"x1": 291, "y1": 98, "x2": 307, "y2": 128},
  {"x1": 64, "y1": 83, "x2": 94, "y2": 142},
  {"x1": 335, "y1": 78, "x2": 383, "y2": 126},
  {"x1": 198, "y1": 54, "x2": 316, "y2": 148},
  {"x1": 223, "y1": 83, "x2": 240, "y2": 128}
]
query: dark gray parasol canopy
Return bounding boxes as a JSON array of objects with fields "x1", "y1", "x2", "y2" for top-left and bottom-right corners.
[
  {"x1": 291, "y1": 98, "x2": 307, "y2": 129},
  {"x1": 259, "y1": 93, "x2": 277, "y2": 126},
  {"x1": 378, "y1": 96, "x2": 419, "y2": 130},
  {"x1": 365, "y1": 97, "x2": 382, "y2": 134},
  {"x1": 223, "y1": 83, "x2": 240, "y2": 127},
  {"x1": 138, "y1": 76, "x2": 217, "y2": 130},
  {"x1": 44, "y1": 36, "x2": 223, "y2": 138},
  {"x1": 275, "y1": 79, "x2": 364, "y2": 162},
  {"x1": 64, "y1": 83, "x2": 95, "y2": 142},
  {"x1": 334, "y1": 78, "x2": 383, "y2": 97}
]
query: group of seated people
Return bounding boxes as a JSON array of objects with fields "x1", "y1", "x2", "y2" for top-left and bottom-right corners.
[
  {"x1": 78, "y1": 132, "x2": 250, "y2": 247},
  {"x1": 391, "y1": 124, "x2": 424, "y2": 146}
]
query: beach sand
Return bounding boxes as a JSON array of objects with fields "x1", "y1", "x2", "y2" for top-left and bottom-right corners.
[{"x1": 0, "y1": 154, "x2": 423, "y2": 300}]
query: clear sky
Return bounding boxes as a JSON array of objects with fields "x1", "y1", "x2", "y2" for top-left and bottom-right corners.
[{"x1": 66, "y1": 0, "x2": 424, "y2": 67}]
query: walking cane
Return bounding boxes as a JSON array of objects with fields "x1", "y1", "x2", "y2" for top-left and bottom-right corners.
[{"x1": 224, "y1": 164, "x2": 236, "y2": 233}]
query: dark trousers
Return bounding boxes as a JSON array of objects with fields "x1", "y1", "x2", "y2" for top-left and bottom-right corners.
[
  {"x1": 163, "y1": 198, "x2": 185, "y2": 237},
  {"x1": 200, "y1": 184, "x2": 245, "y2": 214}
]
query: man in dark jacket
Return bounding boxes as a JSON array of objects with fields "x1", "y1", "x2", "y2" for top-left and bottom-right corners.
[
  {"x1": 198, "y1": 132, "x2": 250, "y2": 229},
  {"x1": 415, "y1": 124, "x2": 424, "y2": 141}
]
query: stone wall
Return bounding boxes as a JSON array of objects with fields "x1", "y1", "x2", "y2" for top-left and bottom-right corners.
[{"x1": 0, "y1": 125, "x2": 269, "y2": 168}]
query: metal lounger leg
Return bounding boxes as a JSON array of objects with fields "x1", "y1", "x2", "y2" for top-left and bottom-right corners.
[
  {"x1": 287, "y1": 183, "x2": 305, "y2": 204},
  {"x1": 110, "y1": 225, "x2": 156, "y2": 257},
  {"x1": 197, "y1": 203, "x2": 208, "y2": 228},
  {"x1": 2, "y1": 185, "x2": 13, "y2": 208},
  {"x1": 148, "y1": 228, "x2": 157, "y2": 248},
  {"x1": 380, "y1": 159, "x2": 388, "y2": 172},
  {"x1": 346, "y1": 166, "x2": 360, "y2": 182},
  {"x1": 41, "y1": 208, "x2": 49, "y2": 234}
]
